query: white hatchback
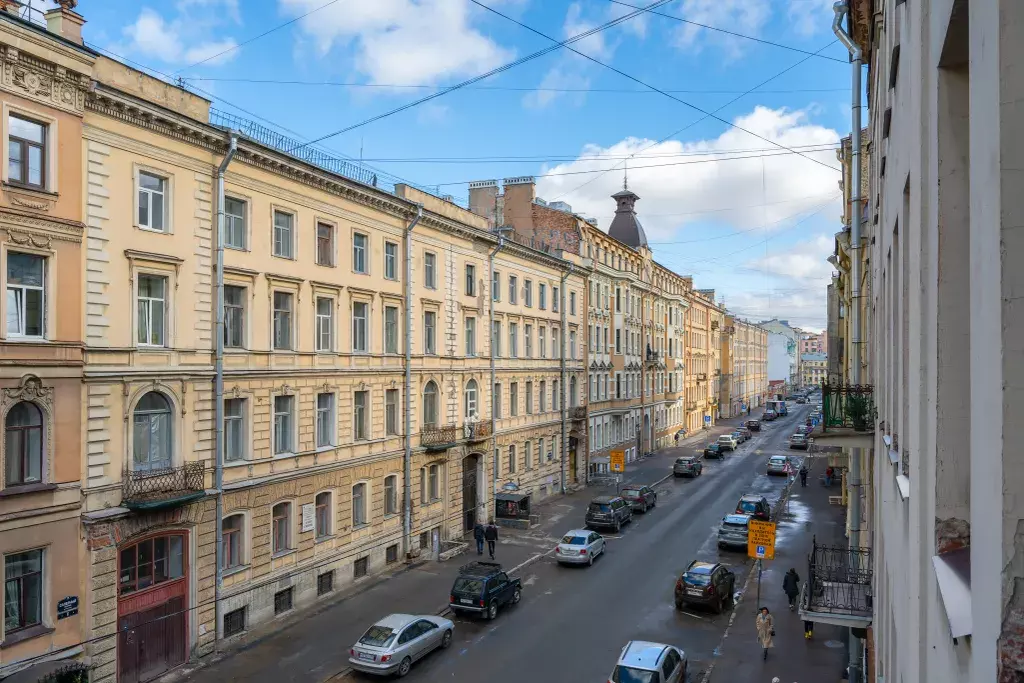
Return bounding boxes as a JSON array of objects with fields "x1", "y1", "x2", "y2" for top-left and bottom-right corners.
[{"x1": 554, "y1": 529, "x2": 605, "y2": 566}]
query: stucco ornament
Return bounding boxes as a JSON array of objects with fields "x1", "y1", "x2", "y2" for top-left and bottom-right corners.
[{"x1": 1, "y1": 374, "x2": 54, "y2": 413}]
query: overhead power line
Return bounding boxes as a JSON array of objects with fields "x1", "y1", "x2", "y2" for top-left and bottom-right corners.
[
  {"x1": 286, "y1": 0, "x2": 679, "y2": 154},
  {"x1": 605, "y1": 0, "x2": 848, "y2": 64}
]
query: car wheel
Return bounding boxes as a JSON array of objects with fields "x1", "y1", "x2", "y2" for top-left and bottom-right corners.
[
  {"x1": 587, "y1": 554, "x2": 594, "y2": 567},
  {"x1": 397, "y1": 657, "x2": 412, "y2": 677},
  {"x1": 674, "y1": 598, "x2": 684, "y2": 610},
  {"x1": 512, "y1": 587, "x2": 522, "y2": 604},
  {"x1": 641, "y1": 503, "x2": 648, "y2": 514},
  {"x1": 715, "y1": 596, "x2": 723, "y2": 614},
  {"x1": 441, "y1": 629, "x2": 453, "y2": 649},
  {"x1": 651, "y1": 495, "x2": 657, "y2": 507},
  {"x1": 487, "y1": 602, "x2": 498, "y2": 620}
]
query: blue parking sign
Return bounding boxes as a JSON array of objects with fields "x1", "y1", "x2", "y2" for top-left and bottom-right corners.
[
  {"x1": 704, "y1": 415, "x2": 711, "y2": 424},
  {"x1": 756, "y1": 545, "x2": 766, "y2": 558}
]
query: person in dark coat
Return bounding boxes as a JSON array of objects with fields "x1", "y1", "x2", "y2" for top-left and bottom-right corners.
[
  {"x1": 473, "y1": 522, "x2": 485, "y2": 555},
  {"x1": 783, "y1": 568, "x2": 800, "y2": 610},
  {"x1": 484, "y1": 521, "x2": 499, "y2": 559}
]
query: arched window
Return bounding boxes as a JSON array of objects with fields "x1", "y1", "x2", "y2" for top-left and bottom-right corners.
[
  {"x1": 133, "y1": 392, "x2": 172, "y2": 472},
  {"x1": 422, "y1": 381, "x2": 438, "y2": 428},
  {"x1": 464, "y1": 379, "x2": 478, "y2": 418},
  {"x1": 5, "y1": 402, "x2": 42, "y2": 486}
]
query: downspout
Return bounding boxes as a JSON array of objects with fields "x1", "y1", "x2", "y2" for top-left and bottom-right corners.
[
  {"x1": 488, "y1": 238, "x2": 506, "y2": 507},
  {"x1": 833, "y1": 4, "x2": 864, "y2": 682},
  {"x1": 403, "y1": 205, "x2": 422, "y2": 559},
  {"x1": 559, "y1": 263, "x2": 574, "y2": 494},
  {"x1": 213, "y1": 132, "x2": 238, "y2": 647}
]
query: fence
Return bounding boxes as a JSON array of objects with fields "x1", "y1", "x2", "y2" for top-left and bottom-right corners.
[
  {"x1": 122, "y1": 462, "x2": 205, "y2": 505},
  {"x1": 821, "y1": 383, "x2": 875, "y2": 431},
  {"x1": 806, "y1": 539, "x2": 873, "y2": 617}
]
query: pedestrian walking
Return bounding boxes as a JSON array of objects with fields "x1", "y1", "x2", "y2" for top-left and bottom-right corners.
[
  {"x1": 804, "y1": 620, "x2": 815, "y2": 639},
  {"x1": 473, "y1": 522, "x2": 485, "y2": 556},
  {"x1": 484, "y1": 520, "x2": 498, "y2": 560},
  {"x1": 756, "y1": 607, "x2": 775, "y2": 660},
  {"x1": 799, "y1": 462, "x2": 808, "y2": 487},
  {"x1": 783, "y1": 568, "x2": 800, "y2": 611},
  {"x1": 824, "y1": 466, "x2": 834, "y2": 487}
]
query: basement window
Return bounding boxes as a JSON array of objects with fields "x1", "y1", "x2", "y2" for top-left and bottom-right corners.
[
  {"x1": 317, "y1": 571, "x2": 334, "y2": 596},
  {"x1": 274, "y1": 587, "x2": 293, "y2": 615},
  {"x1": 224, "y1": 607, "x2": 246, "y2": 637}
]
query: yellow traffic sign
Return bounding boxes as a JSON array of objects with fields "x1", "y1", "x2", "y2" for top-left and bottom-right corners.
[
  {"x1": 610, "y1": 449, "x2": 625, "y2": 473},
  {"x1": 747, "y1": 519, "x2": 777, "y2": 560}
]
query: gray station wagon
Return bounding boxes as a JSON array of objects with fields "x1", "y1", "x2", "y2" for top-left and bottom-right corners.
[{"x1": 584, "y1": 495, "x2": 633, "y2": 531}]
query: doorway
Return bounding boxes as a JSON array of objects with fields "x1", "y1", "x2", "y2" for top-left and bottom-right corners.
[{"x1": 462, "y1": 454, "x2": 480, "y2": 531}]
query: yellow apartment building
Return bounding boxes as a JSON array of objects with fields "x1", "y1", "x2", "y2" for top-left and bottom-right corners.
[
  {"x1": 720, "y1": 316, "x2": 769, "y2": 418},
  {"x1": 684, "y1": 289, "x2": 716, "y2": 432}
]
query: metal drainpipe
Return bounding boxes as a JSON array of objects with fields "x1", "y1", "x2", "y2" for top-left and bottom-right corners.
[
  {"x1": 832, "y1": 4, "x2": 864, "y2": 682},
  {"x1": 403, "y1": 205, "x2": 422, "y2": 559},
  {"x1": 213, "y1": 132, "x2": 237, "y2": 647},
  {"x1": 488, "y1": 238, "x2": 506, "y2": 509},
  {"x1": 559, "y1": 264, "x2": 574, "y2": 494}
]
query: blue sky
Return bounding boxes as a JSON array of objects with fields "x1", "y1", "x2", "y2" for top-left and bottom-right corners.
[{"x1": 64, "y1": 0, "x2": 849, "y2": 330}]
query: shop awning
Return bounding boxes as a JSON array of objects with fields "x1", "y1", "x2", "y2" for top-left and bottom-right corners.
[{"x1": 496, "y1": 492, "x2": 529, "y2": 503}]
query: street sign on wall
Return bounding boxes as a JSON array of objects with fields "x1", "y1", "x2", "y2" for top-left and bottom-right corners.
[
  {"x1": 747, "y1": 519, "x2": 777, "y2": 560},
  {"x1": 610, "y1": 449, "x2": 625, "y2": 472}
]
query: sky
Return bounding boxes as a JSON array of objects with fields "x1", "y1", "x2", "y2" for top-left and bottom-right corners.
[{"x1": 51, "y1": 0, "x2": 851, "y2": 331}]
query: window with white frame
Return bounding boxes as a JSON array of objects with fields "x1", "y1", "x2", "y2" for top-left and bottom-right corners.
[
  {"x1": 552, "y1": 327, "x2": 559, "y2": 358},
  {"x1": 423, "y1": 310, "x2": 436, "y2": 355},
  {"x1": 352, "y1": 301, "x2": 368, "y2": 353},
  {"x1": 352, "y1": 232, "x2": 368, "y2": 274},
  {"x1": 570, "y1": 331, "x2": 577, "y2": 359},
  {"x1": 428, "y1": 463, "x2": 440, "y2": 501},
  {"x1": 5, "y1": 401, "x2": 43, "y2": 487},
  {"x1": 5, "y1": 252, "x2": 45, "y2": 338},
  {"x1": 315, "y1": 296, "x2": 333, "y2": 352},
  {"x1": 224, "y1": 397, "x2": 246, "y2": 462},
  {"x1": 539, "y1": 380, "x2": 546, "y2": 412},
  {"x1": 7, "y1": 114, "x2": 46, "y2": 189},
  {"x1": 384, "y1": 241, "x2": 398, "y2": 280},
  {"x1": 133, "y1": 391, "x2": 172, "y2": 472},
  {"x1": 352, "y1": 482, "x2": 368, "y2": 526},
  {"x1": 493, "y1": 383, "x2": 501, "y2": 419},
  {"x1": 509, "y1": 322, "x2": 518, "y2": 358},
  {"x1": 526, "y1": 381, "x2": 533, "y2": 414},
  {"x1": 508, "y1": 275, "x2": 518, "y2": 304},
  {"x1": 272, "y1": 291, "x2": 293, "y2": 350},
  {"x1": 464, "y1": 379, "x2": 478, "y2": 419},
  {"x1": 539, "y1": 283, "x2": 546, "y2": 310},
  {"x1": 384, "y1": 475, "x2": 398, "y2": 516},
  {"x1": 4, "y1": 549, "x2": 43, "y2": 633},
  {"x1": 353, "y1": 390, "x2": 368, "y2": 440},
  {"x1": 272, "y1": 502, "x2": 292, "y2": 553},
  {"x1": 224, "y1": 197, "x2": 247, "y2": 250},
  {"x1": 539, "y1": 326, "x2": 546, "y2": 358},
  {"x1": 222, "y1": 514, "x2": 244, "y2": 569},
  {"x1": 465, "y1": 264, "x2": 476, "y2": 296},
  {"x1": 385, "y1": 389, "x2": 399, "y2": 436},
  {"x1": 524, "y1": 439, "x2": 532, "y2": 470},
  {"x1": 510, "y1": 382, "x2": 518, "y2": 416},
  {"x1": 508, "y1": 445, "x2": 516, "y2": 473},
  {"x1": 137, "y1": 275, "x2": 167, "y2": 346},
  {"x1": 272, "y1": 210, "x2": 294, "y2": 258},
  {"x1": 316, "y1": 393, "x2": 335, "y2": 448},
  {"x1": 492, "y1": 321, "x2": 501, "y2": 357},
  {"x1": 524, "y1": 324, "x2": 532, "y2": 358},
  {"x1": 552, "y1": 380, "x2": 559, "y2": 410},
  {"x1": 424, "y1": 252, "x2": 437, "y2": 289},
  {"x1": 138, "y1": 171, "x2": 167, "y2": 232},
  {"x1": 524, "y1": 279, "x2": 533, "y2": 307},
  {"x1": 315, "y1": 492, "x2": 332, "y2": 538},
  {"x1": 224, "y1": 285, "x2": 245, "y2": 348},
  {"x1": 465, "y1": 317, "x2": 476, "y2": 356},
  {"x1": 385, "y1": 305, "x2": 399, "y2": 354},
  {"x1": 552, "y1": 286, "x2": 559, "y2": 312},
  {"x1": 492, "y1": 270, "x2": 500, "y2": 301},
  {"x1": 273, "y1": 395, "x2": 294, "y2": 455}
]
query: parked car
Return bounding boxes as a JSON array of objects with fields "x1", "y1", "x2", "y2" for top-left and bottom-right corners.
[
  {"x1": 735, "y1": 494, "x2": 770, "y2": 521},
  {"x1": 796, "y1": 397, "x2": 807, "y2": 404},
  {"x1": 674, "y1": 560, "x2": 736, "y2": 613},
  {"x1": 745, "y1": 419, "x2": 761, "y2": 432},
  {"x1": 766, "y1": 455, "x2": 790, "y2": 476},
  {"x1": 717, "y1": 513, "x2": 752, "y2": 550},
  {"x1": 448, "y1": 562, "x2": 521, "y2": 621},
  {"x1": 611, "y1": 641, "x2": 688, "y2": 683},
  {"x1": 789, "y1": 433, "x2": 809, "y2": 450},
  {"x1": 796, "y1": 424, "x2": 814, "y2": 435},
  {"x1": 673, "y1": 455, "x2": 703, "y2": 477},
  {"x1": 620, "y1": 485, "x2": 658, "y2": 513},
  {"x1": 762, "y1": 410, "x2": 777, "y2": 421},
  {"x1": 717, "y1": 435, "x2": 738, "y2": 451},
  {"x1": 554, "y1": 529, "x2": 605, "y2": 566},
  {"x1": 349, "y1": 613, "x2": 454, "y2": 677},
  {"x1": 584, "y1": 495, "x2": 633, "y2": 531},
  {"x1": 737, "y1": 427, "x2": 753, "y2": 440},
  {"x1": 731, "y1": 430, "x2": 747, "y2": 444},
  {"x1": 703, "y1": 443, "x2": 724, "y2": 459}
]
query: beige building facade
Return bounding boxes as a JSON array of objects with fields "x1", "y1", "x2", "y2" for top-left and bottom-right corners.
[{"x1": 720, "y1": 316, "x2": 768, "y2": 418}]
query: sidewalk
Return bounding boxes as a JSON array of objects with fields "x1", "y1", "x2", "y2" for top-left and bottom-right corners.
[{"x1": 707, "y1": 457, "x2": 850, "y2": 683}]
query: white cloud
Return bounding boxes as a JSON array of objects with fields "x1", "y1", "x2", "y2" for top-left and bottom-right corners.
[
  {"x1": 745, "y1": 234, "x2": 835, "y2": 281},
  {"x1": 279, "y1": 0, "x2": 514, "y2": 85},
  {"x1": 120, "y1": 7, "x2": 239, "y2": 66},
  {"x1": 535, "y1": 106, "x2": 842, "y2": 241},
  {"x1": 786, "y1": 0, "x2": 836, "y2": 37},
  {"x1": 672, "y1": 0, "x2": 771, "y2": 59}
]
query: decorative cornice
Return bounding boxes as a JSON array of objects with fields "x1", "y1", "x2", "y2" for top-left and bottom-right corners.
[
  {"x1": 0, "y1": 43, "x2": 90, "y2": 116},
  {"x1": 0, "y1": 207, "x2": 83, "y2": 243}
]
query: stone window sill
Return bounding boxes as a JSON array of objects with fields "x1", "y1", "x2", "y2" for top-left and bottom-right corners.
[
  {"x1": 271, "y1": 549, "x2": 296, "y2": 560},
  {"x1": 315, "y1": 534, "x2": 335, "y2": 544},
  {"x1": 1, "y1": 624, "x2": 54, "y2": 649},
  {"x1": 222, "y1": 565, "x2": 249, "y2": 578},
  {"x1": 0, "y1": 483, "x2": 58, "y2": 498}
]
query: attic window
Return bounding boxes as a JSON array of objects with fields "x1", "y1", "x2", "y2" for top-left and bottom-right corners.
[{"x1": 889, "y1": 44, "x2": 901, "y2": 89}]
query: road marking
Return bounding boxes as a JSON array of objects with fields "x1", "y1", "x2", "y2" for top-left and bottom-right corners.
[
  {"x1": 523, "y1": 575, "x2": 537, "y2": 586},
  {"x1": 508, "y1": 552, "x2": 547, "y2": 575},
  {"x1": 681, "y1": 611, "x2": 706, "y2": 620}
]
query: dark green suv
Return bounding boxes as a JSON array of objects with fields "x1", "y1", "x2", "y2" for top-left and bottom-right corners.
[{"x1": 449, "y1": 561, "x2": 522, "y2": 620}]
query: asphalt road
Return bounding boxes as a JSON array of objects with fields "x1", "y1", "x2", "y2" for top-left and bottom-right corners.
[{"x1": 338, "y1": 407, "x2": 811, "y2": 682}]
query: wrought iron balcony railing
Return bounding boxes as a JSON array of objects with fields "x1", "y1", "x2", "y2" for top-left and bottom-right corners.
[
  {"x1": 122, "y1": 463, "x2": 206, "y2": 510},
  {"x1": 421, "y1": 424, "x2": 460, "y2": 449},
  {"x1": 804, "y1": 539, "x2": 873, "y2": 621},
  {"x1": 464, "y1": 420, "x2": 492, "y2": 442},
  {"x1": 569, "y1": 406, "x2": 587, "y2": 420},
  {"x1": 821, "y1": 383, "x2": 875, "y2": 431},
  {"x1": 645, "y1": 350, "x2": 660, "y2": 364}
]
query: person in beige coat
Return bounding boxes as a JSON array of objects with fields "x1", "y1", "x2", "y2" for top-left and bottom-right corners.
[{"x1": 756, "y1": 607, "x2": 775, "y2": 660}]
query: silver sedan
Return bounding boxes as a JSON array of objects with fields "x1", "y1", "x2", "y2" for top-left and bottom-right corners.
[
  {"x1": 348, "y1": 613, "x2": 454, "y2": 677},
  {"x1": 555, "y1": 529, "x2": 606, "y2": 566}
]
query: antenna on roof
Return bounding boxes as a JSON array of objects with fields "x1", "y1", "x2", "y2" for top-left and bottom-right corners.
[{"x1": 623, "y1": 159, "x2": 629, "y2": 191}]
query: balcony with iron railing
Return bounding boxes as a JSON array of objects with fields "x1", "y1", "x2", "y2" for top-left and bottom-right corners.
[
  {"x1": 464, "y1": 420, "x2": 492, "y2": 442},
  {"x1": 569, "y1": 406, "x2": 587, "y2": 421},
  {"x1": 645, "y1": 349, "x2": 660, "y2": 365},
  {"x1": 420, "y1": 424, "x2": 461, "y2": 450},
  {"x1": 696, "y1": 372, "x2": 708, "y2": 382},
  {"x1": 799, "y1": 539, "x2": 873, "y2": 627},
  {"x1": 122, "y1": 463, "x2": 206, "y2": 511},
  {"x1": 820, "y1": 383, "x2": 874, "y2": 431}
]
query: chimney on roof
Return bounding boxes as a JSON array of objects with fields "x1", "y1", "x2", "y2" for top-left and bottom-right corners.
[{"x1": 45, "y1": 1, "x2": 85, "y2": 45}]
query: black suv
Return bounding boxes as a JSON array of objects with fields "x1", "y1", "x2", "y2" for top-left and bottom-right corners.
[
  {"x1": 675, "y1": 560, "x2": 736, "y2": 613},
  {"x1": 746, "y1": 419, "x2": 761, "y2": 432},
  {"x1": 449, "y1": 561, "x2": 522, "y2": 620},
  {"x1": 584, "y1": 495, "x2": 633, "y2": 531}
]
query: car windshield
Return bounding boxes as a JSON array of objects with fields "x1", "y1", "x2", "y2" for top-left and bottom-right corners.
[
  {"x1": 612, "y1": 666, "x2": 658, "y2": 683},
  {"x1": 452, "y1": 577, "x2": 485, "y2": 594},
  {"x1": 684, "y1": 572, "x2": 712, "y2": 585},
  {"x1": 739, "y1": 500, "x2": 759, "y2": 512},
  {"x1": 561, "y1": 535, "x2": 586, "y2": 545},
  {"x1": 621, "y1": 489, "x2": 641, "y2": 497},
  {"x1": 359, "y1": 625, "x2": 396, "y2": 648},
  {"x1": 589, "y1": 503, "x2": 611, "y2": 513},
  {"x1": 723, "y1": 521, "x2": 748, "y2": 530},
  {"x1": 676, "y1": 458, "x2": 692, "y2": 465}
]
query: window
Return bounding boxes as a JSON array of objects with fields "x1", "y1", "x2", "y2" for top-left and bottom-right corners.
[
  {"x1": 7, "y1": 114, "x2": 45, "y2": 189},
  {"x1": 352, "y1": 301, "x2": 368, "y2": 353},
  {"x1": 272, "y1": 291, "x2": 293, "y2": 350},
  {"x1": 352, "y1": 233, "x2": 368, "y2": 273},
  {"x1": 272, "y1": 210, "x2": 293, "y2": 258},
  {"x1": 492, "y1": 270, "x2": 500, "y2": 301},
  {"x1": 353, "y1": 390, "x2": 368, "y2": 440},
  {"x1": 385, "y1": 389, "x2": 399, "y2": 435},
  {"x1": 224, "y1": 197, "x2": 246, "y2": 250},
  {"x1": 615, "y1": 329, "x2": 621, "y2": 354},
  {"x1": 224, "y1": 285, "x2": 245, "y2": 348},
  {"x1": 5, "y1": 252, "x2": 45, "y2": 339},
  {"x1": 553, "y1": 286, "x2": 559, "y2": 312},
  {"x1": 526, "y1": 381, "x2": 533, "y2": 414},
  {"x1": 352, "y1": 483, "x2": 367, "y2": 526},
  {"x1": 492, "y1": 321, "x2": 501, "y2": 357},
  {"x1": 524, "y1": 279, "x2": 533, "y2": 307},
  {"x1": 384, "y1": 475, "x2": 398, "y2": 515},
  {"x1": 424, "y1": 252, "x2": 436, "y2": 289},
  {"x1": 4, "y1": 402, "x2": 42, "y2": 487},
  {"x1": 137, "y1": 171, "x2": 167, "y2": 232},
  {"x1": 508, "y1": 445, "x2": 516, "y2": 473},
  {"x1": 137, "y1": 275, "x2": 167, "y2": 346},
  {"x1": 552, "y1": 380, "x2": 559, "y2": 410},
  {"x1": 354, "y1": 557, "x2": 368, "y2": 578},
  {"x1": 224, "y1": 607, "x2": 246, "y2": 637},
  {"x1": 315, "y1": 491, "x2": 332, "y2": 538},
  {"x1": 274, "y1": 587, "x2": 293, "y2": 614},
  {"x1": 616, "y1": 288, "x2": 621, "y2": 312},
  {"x1": 493, "y1": 383, "x2": 501, "y2": 419},
  {"x1": 524, "y1": 440, "x2": 532, "y2": 470},
  {"x1": 552, "y1": 327, "x2": 559, "y2": 358},
  {"x1": 316, "y1": 393, "x2": 335, "y2": 448},
  {"x1": 539, "y1": 381, "x2": 546, "y2": 412},
  {"x1": 570, "y1": 377, "x2": 577, "y2": 406},
  {"x1": 508, "y1": 275, "x2": 518, "y2": 304},
  {"x1": 465, "y1": 264, "x2": 476, "y2": 296},
  {"x1": 570, "y1": 291, "x2": 576, "y2": 315},
  {"x1": 132, "y1": 392, "x2": 172, "y2": 472},
  {"x1": 422, "y1": 381, "x2": 438, "y2": 427},
  {"x1": 222, "y1": 515, "x2": 244, "y2": 570},
  {"x1": 428, "y1": 464, "x2": 439, "y2": 501},
  {"x1": 273, "y1": 395, "x2": 294, "y2": 454},
  {"x1": 465, "y1": 317, "x2": 476, "y2": 356},
  {"x1": 385, "y1": 306, "x2": 399, "y2": 354},
  {"x1": 510, "y1": 382, "x2": 519, "y2": 416},
  {"x1": 423, "y1": 310, "x2": 436, "y2": 355},
  {"x1": 317, "y1": 571, "x2": 334, "y2": 596},
  {"x1": 464, "y1": 379, "x2": 478, "y2": 418},
  {"x1": 539, "y1": 327, "x2": 546, "y2": 358},
  {"x1": 525, "y1": 324, "x2": 533, "y2": 358},
  {"x1": 315, "y1": 297, "x2": 333, "y2": 352},
  {"x1": 316, "y1": 222, "x2": 334, "y2": 266},
  {"x1": 509, "y1": 323, "x2": 518, "y2": 358},
  {"x1": 118, "y1": 534, "x2": 184, "y2": 596},
  {"x1": 386, "y1": 544, "x2": 399, "y2": 564},
  {"x1": 570, "y1": 331, "x2": 577, "y2": 359},
  {"x1": 539, "y1": 283, "x2": 547, "y2": 309},
  {"x1": 224, "y1": 398, "x2": 245, "y2": 462},
  {"x1": 384, "y1": 241, "x2": 398, "y2": 280}
]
